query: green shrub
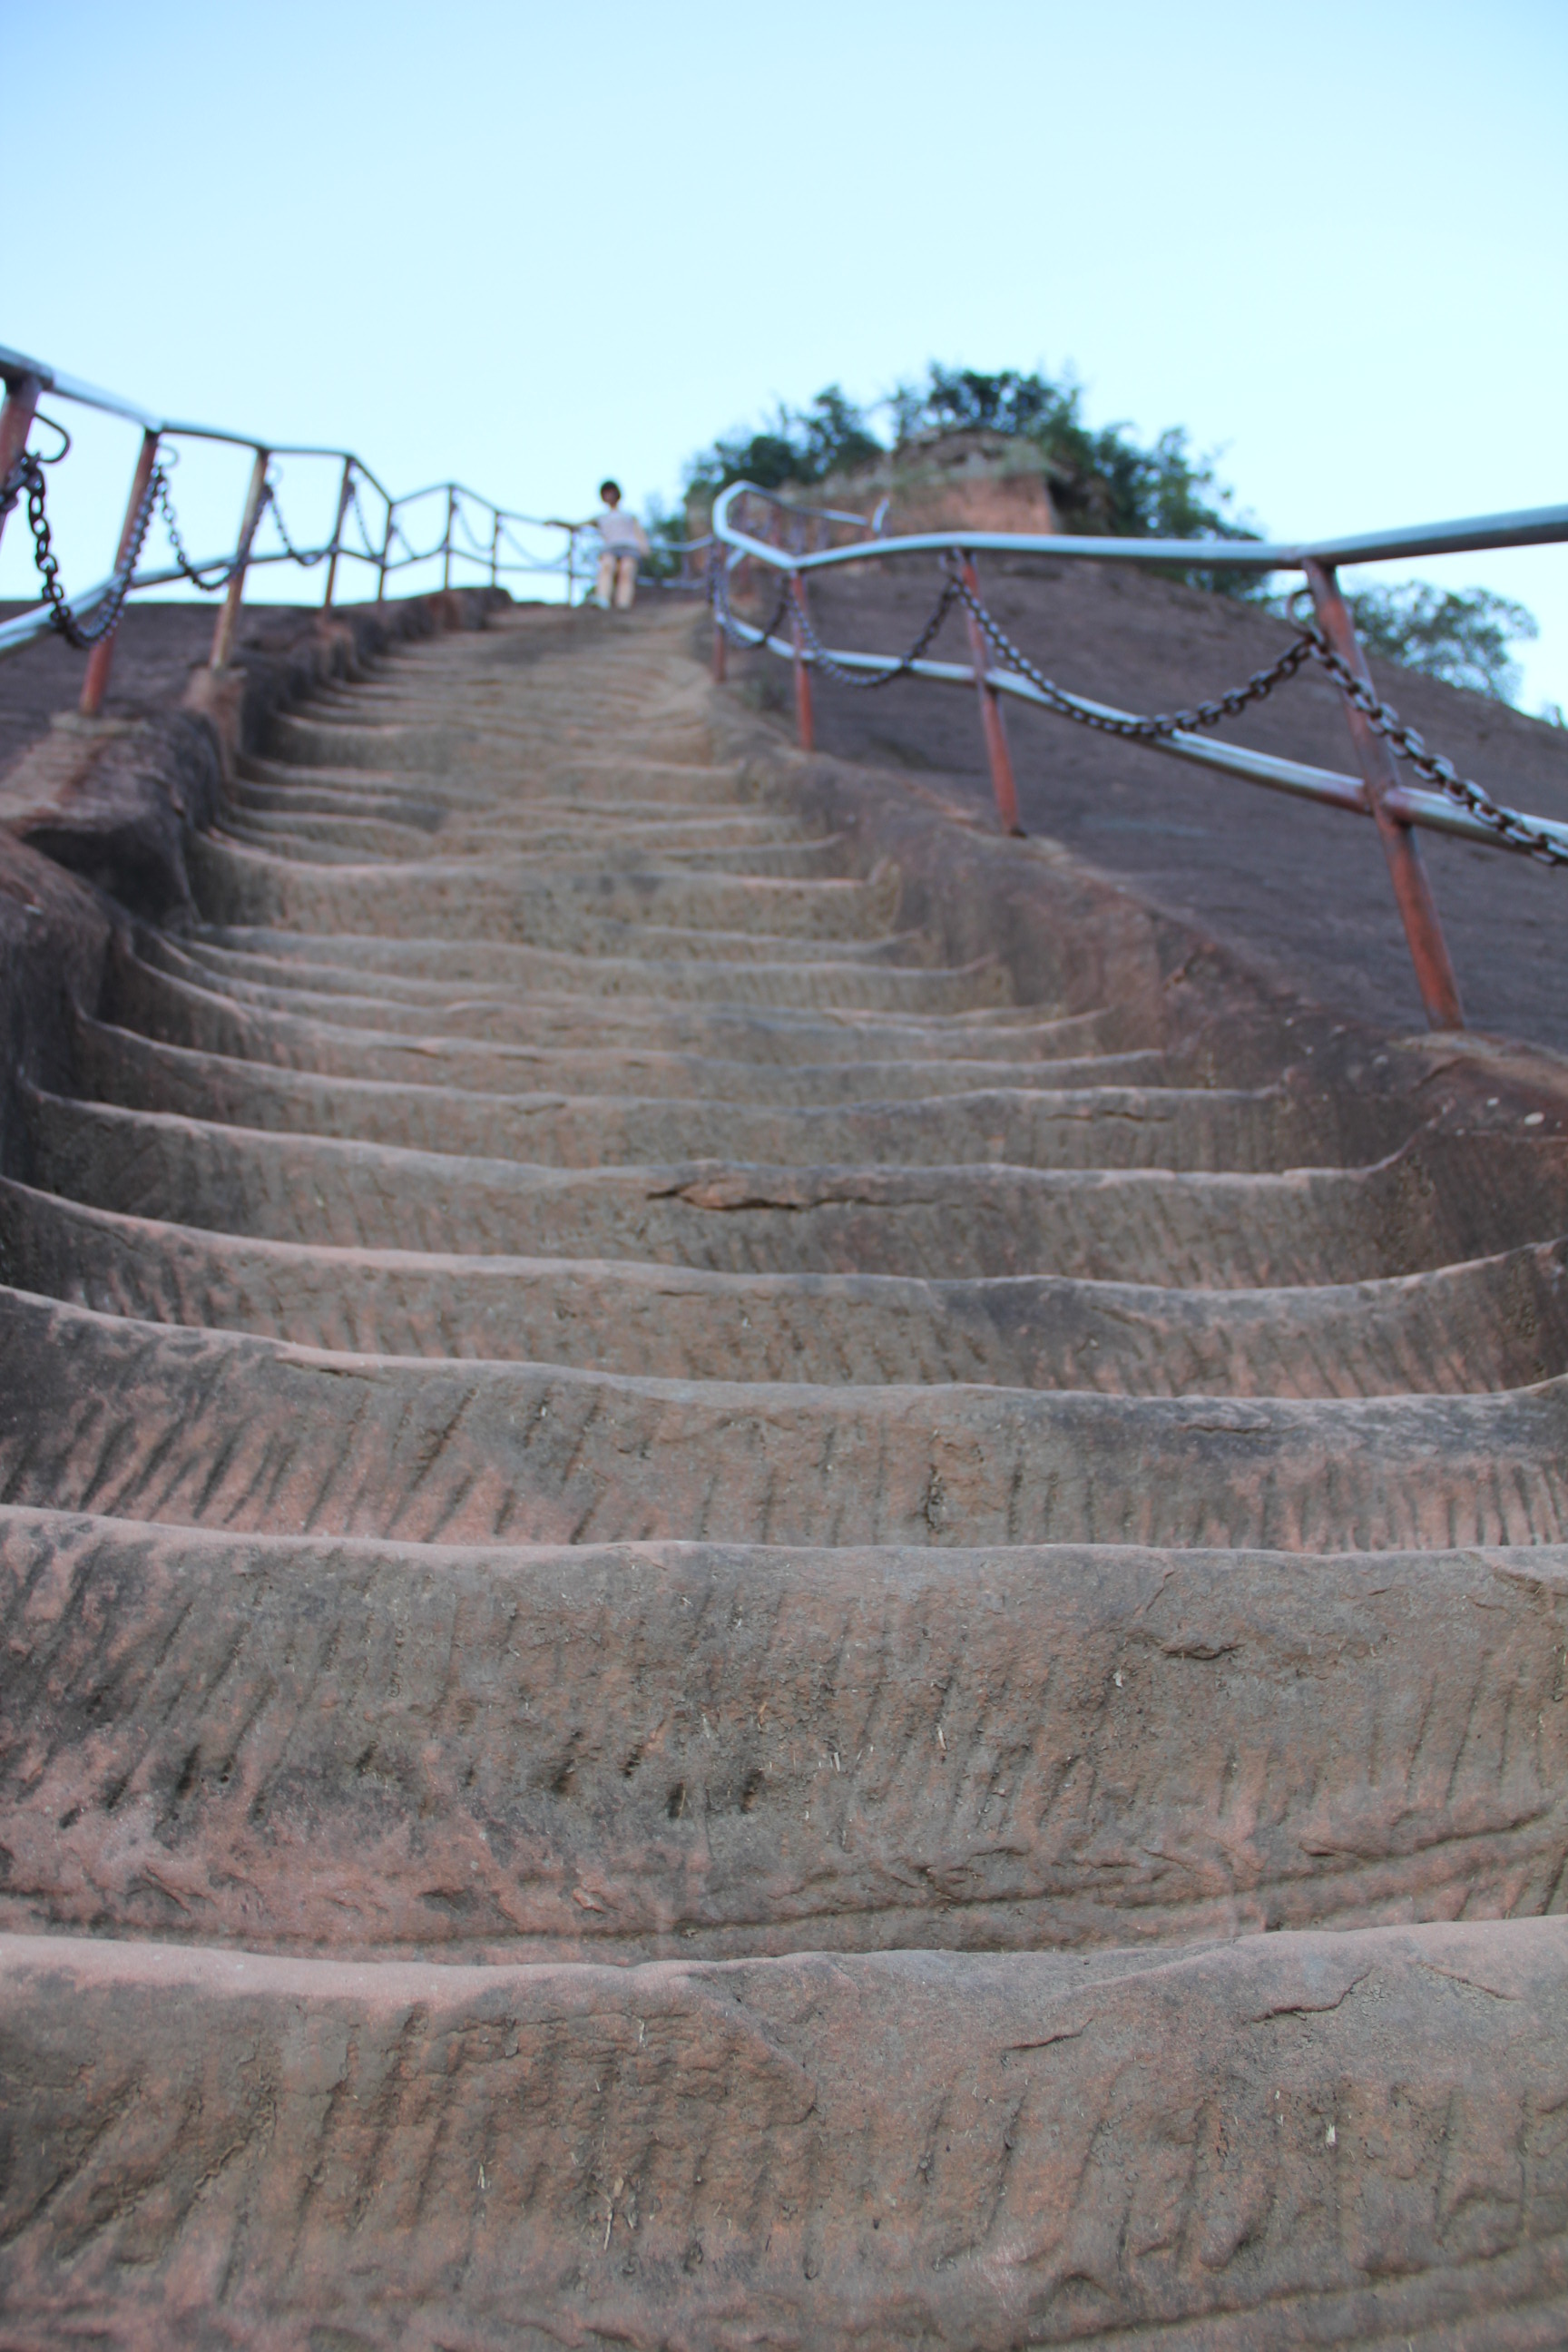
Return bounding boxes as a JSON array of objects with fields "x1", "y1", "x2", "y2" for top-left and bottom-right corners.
[
  {"x1": 1343, "y1": 582, "x2": 1538, "y2": 702},
  {"x1": 686, "y1": 362, "x2": 1262, "y2": 596},
  {"x1": 685, "y1": 385, "x2": 882, "y2": 498},
  {"x1": 683, "y1": 367, "x2": 1543, "y2": 695}
]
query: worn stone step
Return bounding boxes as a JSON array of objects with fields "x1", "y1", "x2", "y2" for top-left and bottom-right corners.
[
  {"x1": 113, "y1": 952, "x2": 1083, "y2": 1072},
  {"x1": 214, "y1": 813, "x2": 851, "y2": 879},
  {"x1": 24, "y1": 1093, "x2": 1568, "y2": 1283},
  {"x1": 7, "y1": 1181, "x2": 1563, "y2": 1395},
  {"x1": 190, "y1": 905, "x2": 914, "y2": 974},
  {"x1": 3, "y1": 1916, "x2": 1565, "y2": 2347},
  {"x1": 5, "y1": 1290, "x2": 1564, "y2": 1549},
  {"x1": 188, "y1": 834, "x2": 902, "y2": 944},
  {"x1": 243, "y1": 755, "x2": 766, "y2": 815},
  {"x1": 267, "y1": 705, "x2": 714, "y2": 775},
  {"x1": 73, "y1": 1022, "x2": 1414, "y2": 1174},
  {"x1": 227, "y1": 795, "x2": 807, "y2": 859},
  {"x1": 214, "y1": 812, "x2": 452, "y2": 862},
  {"x1": 230, "y1": 772, "x2": 448, "y2": 823},
  {"x1": 177, "y1": 909, "x2": 938, "y2": 974},
  {"x1": 5, "y1": 1504, "x2": 1567, "y2": 1961},
  {"x1": 165, "y1": 923, "x2": 995, "y2": 990},
  {"x1": 162, "y1": 931, "x2": 1020, "y2": 1015},
  {"x1": 105, "y1": 963, "x2": 1145, "y2": 1095}
]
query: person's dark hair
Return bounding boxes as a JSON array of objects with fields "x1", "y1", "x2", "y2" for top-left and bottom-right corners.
[{"x1": 599, "y1": 478, "x2": 621, "y2": 501}]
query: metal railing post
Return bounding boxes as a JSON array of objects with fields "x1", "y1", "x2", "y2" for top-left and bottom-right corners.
[
  {"x1": 377, "y1": 498, "x2": 397, "y2": 603},
  {"x1": 0, "y1": 368, "x2": 43, "y2": 560},
  {"x1": 442, "y1": 486, "x2": 456, "y2": 589},
  {"x1": 322, "y1": 457, "x2": 355, "y2": 611},
  {"x1": 489, "y1": 511, "x2": 501, "y2": 588},
  {"x1": 959, "y1": 553, "x2": 1023, "y2": 836},
  {"x1": 209, "y1": 448, "x2": 270, "y2": 672},
  {"x1": 790, "y1": 572, "x2": 814, "y2": 752},
  {"x1": 711, "y1": 554, "x2": 728, "y2": 683},
  {"x1": 80, "y1": 427, "x2": 160, "y2": 716},
  {"x1": 1304, "y1": 558, "x2": 1465, "y2": 1029}
]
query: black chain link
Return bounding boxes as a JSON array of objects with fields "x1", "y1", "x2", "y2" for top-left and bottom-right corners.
[
  {"x1": 1, "y1": 449, "x2": 162, "y2": 648},
  {"x1": 348, "y1": 478, "x2": 384, "y2": 564},
  {"x1": 952, "y1": 570, "x2": 1566, "y2": 869},
  {"x1": 153, "y1": 471, "x2": 239, "y2": 593},
  {"x1": 789, "y1": 574, "x2": 964, "y2": 691},
  {"x1": 953, "y1": 569, "x2": 1317, "y2": 739},
  {"x1": 260, "y1": 475, "x2": 328, "y2": 569},
  {"x1": 1302, "y1": 631, "x2": 1568, "y2": 867},
  {"x1": 712, "y1": 559, "x2": 792, "y2": 655}
]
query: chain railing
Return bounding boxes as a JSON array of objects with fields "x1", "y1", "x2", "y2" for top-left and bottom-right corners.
[
  {"x1": 0, "y1": 341, "x2": 598, "y2": 709},
  {"x1": 5, "y1": 333, "x2": 1565, "y2": 1034},
  {"x1": 710, "y1": 479, "x2": 1568, "y2": 1029}
]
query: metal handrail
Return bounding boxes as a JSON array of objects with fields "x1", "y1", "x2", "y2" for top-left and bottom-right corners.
[
  {"x1": 0, "y1": 342, "x2": 588, "y2": 681},
  {"x1": 709, "y1": 479, "x2": 1568, "y2": 1031},
  {"x1": 714, "y1": 483, "x2": 1568, "y2": 576},
  {"x1": 5, "y1": 330, "x2": 1563, "y2": 1036}
]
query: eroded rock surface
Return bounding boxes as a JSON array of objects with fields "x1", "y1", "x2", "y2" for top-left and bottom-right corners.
[{"x1": 3, "y1": 597, "x2": 1568, "y2": 2345}]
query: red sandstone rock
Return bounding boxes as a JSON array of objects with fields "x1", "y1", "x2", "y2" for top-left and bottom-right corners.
[{"x1": 2, "y1": 600, "x2": 1567, "y2": 2344}]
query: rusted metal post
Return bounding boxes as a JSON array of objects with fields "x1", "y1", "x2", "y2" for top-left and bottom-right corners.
[
  {"x1": 377, "y1": 497, "x2": 397, "y2": 603},
  {"x1": 321, "y1": 458, "x2": 355, "y2": 611},
  {"x1": 209, "y1": 448, "x2": 270, "y2": 672},
  {"x1": 959, "y1": 553, "x2": 1023, "y2": 836},
  {"x1": 0, "y1": 368, "x2": 43, "y2": 560},
  {"x1": 1304, "y1": 558, "x2": 1465, "y2": 1029},
  {"x1": 790, "y1": 572, "x2": 814, "y2": 753},
  {"x1": 711, "y1": 547, "x2": 728, "y2": 681},
  {"x1": 441, "y1": 486, "x2": 456, "y2": 590},
  {"x1": 80, "y1": 427, "x2": 160, "y2": 717}
]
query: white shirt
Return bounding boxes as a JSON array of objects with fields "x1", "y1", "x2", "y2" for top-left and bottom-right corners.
[{"x1": 595, "y1": 505, "x2": 649, "y2": 554}]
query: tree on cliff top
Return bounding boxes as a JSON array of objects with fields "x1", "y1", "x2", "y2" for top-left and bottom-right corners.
[
  {"x1": 684, "y1": 364, "x2": 1257, "y2": 550},
  {"x1": 684, "y1": 364, "x2": 1539, "y2": 700}
]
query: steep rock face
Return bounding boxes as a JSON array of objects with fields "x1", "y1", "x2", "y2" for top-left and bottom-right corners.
[{"x1": 2, "y1": 596, "x2": 1568, "y2": 2346}]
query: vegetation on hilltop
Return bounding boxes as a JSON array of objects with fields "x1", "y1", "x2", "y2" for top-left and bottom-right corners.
[
  {"x1": 1343, "y1": 581, "x2": 1538, "y2": 705},
  {"x1": 681, "y1": 364, "x2": 1541, "y2": 704},
  {"x1": 684, "y1": 365, "x2": 1256, "y2": 554}
]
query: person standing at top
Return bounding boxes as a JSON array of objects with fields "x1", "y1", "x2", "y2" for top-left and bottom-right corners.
[{"x1": 591, "y1": 481, "x2": 649, "y2": 611}]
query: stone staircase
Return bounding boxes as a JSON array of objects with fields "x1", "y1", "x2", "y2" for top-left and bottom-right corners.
[{"x1": 4, "y1": 598, "x2": 1568, "y2": 2347}]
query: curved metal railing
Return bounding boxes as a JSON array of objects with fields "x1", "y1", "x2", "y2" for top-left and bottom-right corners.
[
  {"x1": 710, "y1": 479, "x2": 1568, "y2": 1028},
  {"x1": 0, "y1": 341, "x2": 600, "y2": 691},
  {"x1": 4, "y1": 331, "x2": 1565, "y2": 1033}
]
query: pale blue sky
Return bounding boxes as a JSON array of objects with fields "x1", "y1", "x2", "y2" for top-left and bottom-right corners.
[{"x1": 4, "y1": 0, "x2": 1565, "y2": 710}]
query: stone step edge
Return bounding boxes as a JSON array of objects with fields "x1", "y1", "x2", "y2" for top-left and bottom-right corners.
[{"x1": 3, "y1": 1916, "x2": 1566, "y2": 2347}]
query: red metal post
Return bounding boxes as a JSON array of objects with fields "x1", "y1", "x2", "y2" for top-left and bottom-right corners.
[
  {"x1": 210, "y1": 448, "x2": 270, "y2": 671},
  {"x1": 711, "y1": 547, "x2": 728, "y2": 681},
  {"x1": 960, "y1": 553, "x2": 1023, "y2": 836},
  {"x1": 1305, "y1": 558, "x2": 1465, "y2": 1030},
  {"x1": 377, "y1": 496, "x2": 397, "y2": 602},
  {"x1": 322, "y1": 457, "x2": 355, "y2": 611},
  {"x1": 80, "y1": 428, "x2": 160, "y2": 717},
  {"x1": 0, "y1": 369, "x2": 43, "y2": 560},
  {"x1": 790, "y1": 572, "x2": 814, "y2": 752}
]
